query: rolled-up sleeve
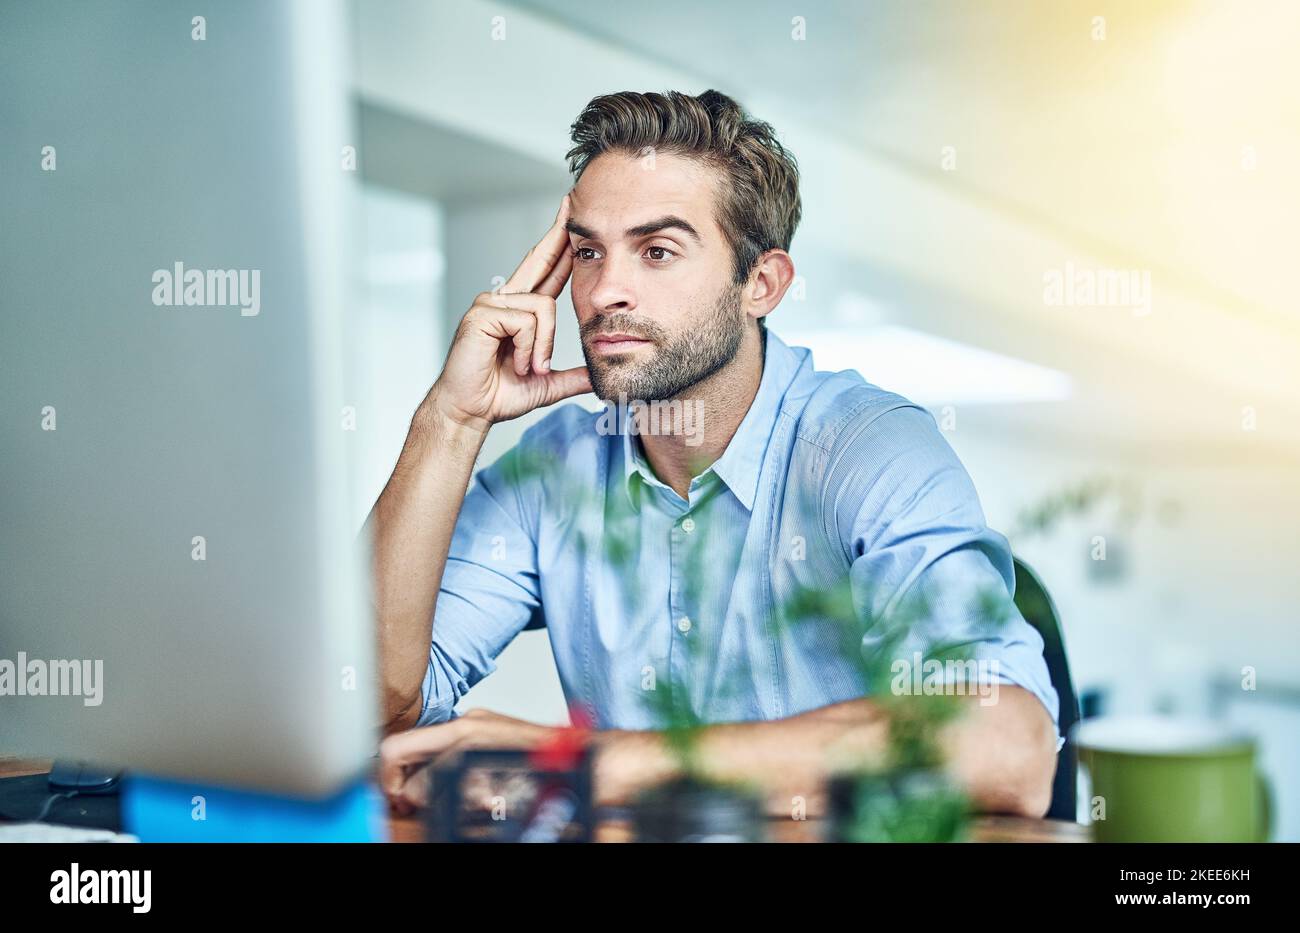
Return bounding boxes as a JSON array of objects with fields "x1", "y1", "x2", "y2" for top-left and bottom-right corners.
[
  {"x1": 832, "y1": 404, "x2": 1062, "y2": 746},
  {"x1": 416, "y1": 449, "x2": 543, "y2": 726}
]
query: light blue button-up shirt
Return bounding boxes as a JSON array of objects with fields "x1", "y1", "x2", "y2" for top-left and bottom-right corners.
[{"x1": 419, "y1": 330, "x2": 1059, "y2": 742}]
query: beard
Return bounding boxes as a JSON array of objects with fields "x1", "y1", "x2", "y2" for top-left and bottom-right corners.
[{"x1": 580, "y1": 282, "x2": 745, "y2": 402}]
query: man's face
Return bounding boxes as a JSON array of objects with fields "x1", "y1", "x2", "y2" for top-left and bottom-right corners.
[{"x1": 566, "y1": 150, "x2": 747, "y2": 402}]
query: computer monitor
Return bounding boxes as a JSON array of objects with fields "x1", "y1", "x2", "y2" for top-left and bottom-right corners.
[{"x1": 0, "y1": 0, "x2": 376, "y2": 796}]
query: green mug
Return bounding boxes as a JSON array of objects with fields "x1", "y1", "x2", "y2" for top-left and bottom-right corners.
[{"x1": 1072, "y1": 716, "x2": 1270, "y2": 843}]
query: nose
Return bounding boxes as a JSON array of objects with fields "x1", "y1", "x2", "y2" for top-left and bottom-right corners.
[{"x1": 584, "y1": 251, "x2": 637, "y2": 314}]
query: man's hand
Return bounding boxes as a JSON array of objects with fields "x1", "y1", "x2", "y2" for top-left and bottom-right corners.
[
  {"x1": 426, "y1": 194, "x2": 592, "y2": 434},
  {"x1": 379, "y1": 709, "x2": 551, "y2": 815},
  {"x1": 369, "y1": 193, "x2": 595, "y2": 733}
]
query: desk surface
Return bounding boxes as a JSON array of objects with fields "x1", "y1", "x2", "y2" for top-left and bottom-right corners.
[
  {"x1": 3, "y1": 758, "x2": 1087, "y2": 843},
  {"x1": 387, "y1": 811, "x2": 1088, "y2": 843}
]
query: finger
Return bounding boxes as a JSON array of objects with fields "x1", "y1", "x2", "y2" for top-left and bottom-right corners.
[
  {"x1": 496, "y1": 311, "x2": 538, "y2": 377},
  {"x1": 377, "y1": 738, "x2": 409, "y2": 801},
  {"x1": 469, "y1": 305, "x2": 538, "y2": 376},
  {"x1": 386, "y1": 793, "x2": 413, "y2": 817},
  {"x1": 480, "y1": 292, "x2": 556, "y2": 374},
  {"x1": 479, "y1": 291, "x2": 552, "y2": 314},
  {"x1": 394, "y1": 764, "x2": 433, "y2": 813},
  {"x1": 534, "y1": 243, "x2": 573, "y2": 302},
  {"x1": 532, "y1": 253, "x2": 570, "y2": 372},
  {"x1": 380, "y1": 755, "x2": 416, "y2": 812},
  {"x1": 532, "y1": 296, "x2": 556, "y2": 374},
  {"x1": 538, "y1": 366, "x2": 592, "y2": 406},
  {"x1": 501, "y1": 194, "x2": 571, "y2": 296},
  {"x1": 385, "y1": 770, "x2": 418, "y2": 816},
  {"x1": 378, "y1": 724, "x2": 461, "y2": 798}
]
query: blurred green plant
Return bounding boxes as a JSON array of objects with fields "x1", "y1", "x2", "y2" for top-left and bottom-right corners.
[
  {"x1": 1010, "y1": 473, "x2": 1143, "y2": 541},
  {"x1": 780, "y1": 576, "x2": 1015, "y2": 771}
]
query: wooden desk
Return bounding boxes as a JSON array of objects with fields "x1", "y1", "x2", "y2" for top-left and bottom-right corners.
[
  {"x1": 0, "y1": 758, "x2": 53, "y2": 780},
  {"x1": 387, "y1": 812, "x2": 1087, "y2": 843},
  {"x1": 1, "y1": 759, "x2": 1089, "y2": 842},
  {"x1": 388, "y1": 807, "x2": 1088, "y2": 843}
]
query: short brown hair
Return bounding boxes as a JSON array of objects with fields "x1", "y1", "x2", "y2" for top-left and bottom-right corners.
[{"x1": 566, "y1": 89, "x2": 801, "y2": 304}]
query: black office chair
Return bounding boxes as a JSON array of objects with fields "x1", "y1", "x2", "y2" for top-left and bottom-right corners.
[{"x1": 1012, "y1": 557, "x2": 1081, "y2": 822}]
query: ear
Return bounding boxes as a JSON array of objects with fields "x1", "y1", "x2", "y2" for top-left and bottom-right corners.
[{"x1": 744, "y1": 249, "x2": 796, "y2": 324}]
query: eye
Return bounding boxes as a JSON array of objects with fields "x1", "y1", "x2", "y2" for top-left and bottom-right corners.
[
  {"x1": 571, "y1": 246, "x2": 600, "y2": 264},
  {"x1": 645, "y1": 245, "x2": 677, "y2": 263}
]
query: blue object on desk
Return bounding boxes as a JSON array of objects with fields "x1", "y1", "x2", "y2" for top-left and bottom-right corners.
[{"x1": 121, "y1": 773, "x2": 385, "y2": 842}]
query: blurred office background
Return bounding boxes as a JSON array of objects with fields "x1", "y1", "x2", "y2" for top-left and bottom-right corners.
[{"x1": 342, "y1": 1, "x2": 1300, "y2": 834}]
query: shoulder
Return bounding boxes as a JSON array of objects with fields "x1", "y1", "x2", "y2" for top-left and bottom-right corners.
[
  {"x1": 785, "y1": 359, "x2": 941, "y2": 463},
  {"x1": 780, "y1": 360, "x2": 977, "y2": 545}
]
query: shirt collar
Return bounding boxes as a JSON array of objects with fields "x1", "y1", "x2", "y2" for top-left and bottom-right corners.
[{"x1": 621, "y1": 329, "x2": 806, "y2": 512}]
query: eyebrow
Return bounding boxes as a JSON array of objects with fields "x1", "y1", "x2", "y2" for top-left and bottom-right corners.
[{"x1": 566, "y1": 214, "x2": 703, "y2": 246}]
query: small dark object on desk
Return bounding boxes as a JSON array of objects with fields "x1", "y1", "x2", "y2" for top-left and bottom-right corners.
[
  {"x1": 425, "y1": 748, "x2": 595, "y2": 843},
  {"x1": 47, "y1": 760, "x2": 123, "y2": 795},
  {"x1": 632, "y1": 776, "x2": 765, "y2": 843},
  {"x1": 0, "y1": 772, "x2": 122, "y2": 828}
]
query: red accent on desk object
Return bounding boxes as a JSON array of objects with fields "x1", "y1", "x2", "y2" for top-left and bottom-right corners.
[{"x1": 529, "y1": 706, "x2": 593, "y2": 772}]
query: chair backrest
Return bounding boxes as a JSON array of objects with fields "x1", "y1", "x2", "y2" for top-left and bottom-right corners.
[{"x1": 1012, "y1": 557, "x2": 1081, "y2": 821}]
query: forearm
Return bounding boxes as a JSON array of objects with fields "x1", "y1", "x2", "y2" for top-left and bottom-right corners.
[
  {"x1": 593, "y1": 700, "x2": 887, "y2": 813},
  {"x1": 594, "y1": 687, "x2": 1056, "y2": 817},
  {"x1": 366, "y1": 395, "x2": 487, "y2": 732},
  {"x1": 935, "y1": 685, "x2": 1057, "y2": 816}
]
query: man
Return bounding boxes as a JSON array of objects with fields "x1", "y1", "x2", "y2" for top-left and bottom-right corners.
[{"x1": 369, "y1": 90, "x2": 1060, "y2": 817}]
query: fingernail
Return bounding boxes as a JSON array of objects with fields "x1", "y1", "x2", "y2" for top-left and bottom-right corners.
[{"x1": 540, "y1": 357, "x2": 551, "y2": 373}]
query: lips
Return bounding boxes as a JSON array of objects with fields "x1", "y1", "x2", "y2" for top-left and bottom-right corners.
[{"x1": 590, "y1": 333, "x2": 652, "y2": 354}]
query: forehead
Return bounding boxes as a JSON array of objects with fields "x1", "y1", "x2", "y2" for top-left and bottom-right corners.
[{"x1": 569, "y1": 150, "x2": 723, "y2": 241}]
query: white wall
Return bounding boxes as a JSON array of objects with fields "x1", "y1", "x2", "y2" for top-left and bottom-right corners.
[{"x1": 349, "y1": 185, "x2": 446, "y2": 529}]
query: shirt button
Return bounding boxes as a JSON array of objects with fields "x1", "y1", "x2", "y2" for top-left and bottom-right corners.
[
  {"x1": 681, "y1": 517, "x2": 696, "y2": 533},
  {"x1": 676, "y1": 616, "x2": 692, "y2": 634}
]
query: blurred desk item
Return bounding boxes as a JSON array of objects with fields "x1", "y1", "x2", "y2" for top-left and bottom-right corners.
[
  {"x1": 2, "y1": 760, "x2": 1087, "y2": 842},
  {"x1": 387, "y1": 809, "x2": 1088, "y2": 843},
  {"x1": 0, "y1": 758, "x2": 121, "y2": 830},
  {"x1": 969, "y1": 815, "x2": 1089, "y2": 843},
  {"x1": 0, "y1": 822, "x2": 138, "y2": 843}
]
